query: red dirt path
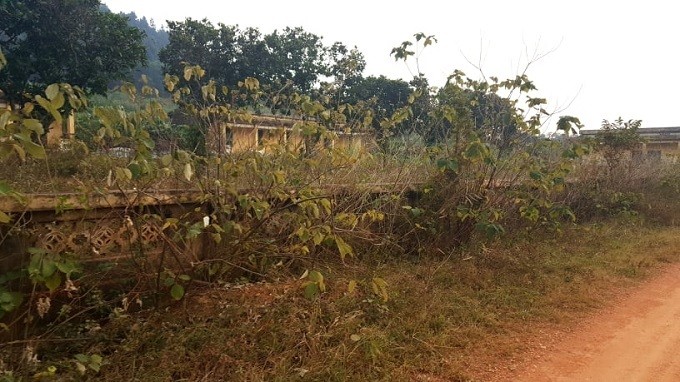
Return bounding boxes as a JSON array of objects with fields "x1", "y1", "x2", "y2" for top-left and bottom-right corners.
[{"x1": 503, "y1": 263, "x2": 680, "y2": 381}]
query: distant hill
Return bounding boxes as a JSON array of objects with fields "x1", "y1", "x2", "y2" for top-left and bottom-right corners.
[
  {"x1": 121, "y1": 11, "x2": 169, "y2": 92},
  {"x1": 99, "y1": 4, "x2": 169, "y2": 92}
]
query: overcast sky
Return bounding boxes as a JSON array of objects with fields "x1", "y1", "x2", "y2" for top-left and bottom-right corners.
[{"x1": 103, "y1": 0, "x2": 679, "y2": 131}]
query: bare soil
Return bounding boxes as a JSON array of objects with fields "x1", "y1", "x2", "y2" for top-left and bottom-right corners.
[{"x1": 490, "y1": 263, "x2": 680, "y2": 382}]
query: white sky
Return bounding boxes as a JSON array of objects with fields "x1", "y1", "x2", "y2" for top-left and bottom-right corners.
[{"x1": 103, "y1": 0, "x2": 679, "y2": 131}]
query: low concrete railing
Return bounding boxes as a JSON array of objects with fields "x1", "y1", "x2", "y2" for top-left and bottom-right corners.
[{"x1": 0, "y1": 183, "x2": 421, "y2": 268}]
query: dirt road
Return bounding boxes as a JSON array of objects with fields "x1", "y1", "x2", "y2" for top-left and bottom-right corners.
[{"x1": 511, "y1": 263, "x2": 680, "y2": 381}]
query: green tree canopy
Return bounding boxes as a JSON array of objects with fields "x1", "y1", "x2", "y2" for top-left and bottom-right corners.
[
  {"x1": 435, "y1": 81, "x2": 523, "y2": 148},
  {"x1": 0, "y1": 0, "x2": 146, "y2": 103},
  {"x1": 594, "y1": 118, "x2": 643, "y2": 171},
  {"x1": 159, "y1": 19, "x2": 363, "y2": 95}
]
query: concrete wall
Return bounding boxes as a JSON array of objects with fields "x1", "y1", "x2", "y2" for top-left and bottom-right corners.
[{"x1": 231, "y1": 125, "x2": 258, "y2": 153}]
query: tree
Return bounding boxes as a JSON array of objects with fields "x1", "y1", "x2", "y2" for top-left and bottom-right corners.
[
  {"x1": 159, "y1": 20, "x2": 353, "y2": 96},
  {"x1": 594, "y1": 118, "x2": 643, "y2": 172},
  {"x1": 343, "y1": 75, "x2": 412, "y2": 138},
  {"x1": 261, "y1": 27, "x2": 326, "y2": 93},
  {"x1": 325, "y1": 42, "x2": 366, "y2": 93},
  {"x1": 0, "y1": 0, "x2": 146, "y2": 103},
  {"x1": 345, "y1": 76, "x2": 410, "y2": 116},
  {"x1": 159, "y1": 19, "x2": 241, "y2": 90},
  {"x1": 436, "y1": 81, "x2": 523, "y2": 148}
]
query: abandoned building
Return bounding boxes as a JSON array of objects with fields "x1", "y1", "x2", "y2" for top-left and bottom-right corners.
[{"x1": 580, "y1": 126, "x2": 680, "y2": 160}]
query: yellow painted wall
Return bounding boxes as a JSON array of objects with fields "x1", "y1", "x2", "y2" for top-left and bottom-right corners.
[{"x1": 231, "y1": 126, "x2": 258, "y2": 153}]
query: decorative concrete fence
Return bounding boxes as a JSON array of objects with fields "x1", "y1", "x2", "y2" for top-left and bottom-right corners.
[{"x1": 0, "y1": 189, "x2": 205, "y2": 270}]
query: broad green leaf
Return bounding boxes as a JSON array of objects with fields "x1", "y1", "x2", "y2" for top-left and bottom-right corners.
[
  {"x1": 308, "y1": 270, "x2": 324, "y2": 284},
  {"x1": 22, "y1": 119, "x2": 44, "y2": 134},
  {"x1": 12, "y1": 144, "x2": 26, "y2": 162},
  {"x1": 170, "y1": 284, "x2": 185, "y2": 300},
  {"x1": 22, "y1": 140, "x2": 45, "y2": 159},
  {"x1": 303, "y1": 282, "x2": 319, "y2": 299},
  {"x1": 312, "y1": 231, "x2": 325, "y2": 245},
  {"x1": 55, "y1": 260, "x2": 79, "y2": 276},
  {"x1": 464, "y1": 141, "x2": 489, "y2": 160},
  {"x1": 0, "y1": 211, "x2": 10, "y2": 224},
  {"x1": 51, "y1": 91, "x2": 65, "y2": 109},
  {"x1": 160, "y1": 154, "x2": 173, "y2": 167},
  {"x1": 88, "y1": 354, "x2": 103, "y2": 372},
  {"x1": 186, "y1": 222, "x2": 203, "y2": 239},
  {"x1": 35, "y1": 95, "x2": 62, "y2": 125},
  {"x1": 319, "y1": 198, "x2": 332, "y2": 214},
  {"x1": 164, "y1": 74, "x2": 177, "y2": 92},
  {"x1": 40, "y1": 258, "x2": 58, "y2": 279},
  {"x1": 115, "y1": 167, "x2": 132, "y2": 182},
  {"x1": 335, "y1": 236, "x2": 354, "y2": 260},
  {"x1": 45, "y1": 84, "x2": 60, "y2": 101},
  {"x1": 0, "y1": 291, "x2": 23, "y2": 313},
  {"x1": 127, "y1": 162, "x2": 142, "y2": 180},
  {"x1": 44, "y1": 272, "x2": 62, "y2": 292}
]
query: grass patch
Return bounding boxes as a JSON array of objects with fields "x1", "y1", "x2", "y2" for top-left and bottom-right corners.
[{"x1": 3, "y1": 220, "x2": 679, "y2": 381}]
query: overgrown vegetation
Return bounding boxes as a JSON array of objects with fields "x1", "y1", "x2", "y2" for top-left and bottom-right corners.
[{"x1": 2, "y1": 15, "x2": 680, "y2": 381}]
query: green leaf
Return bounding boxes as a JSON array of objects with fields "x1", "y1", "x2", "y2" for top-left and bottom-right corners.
[
  {"x1": 44, "y1": 272, "x2": 62, "y2": 292},
  {"x1": 35, "y1": 95, "x2": 62, "y2": 125},
  {"x1": 41, "y1": 258, "x2": 57, "y2": 278},
  {"x1": 127, "y1": 162, "x2": 142, "y2": 180},
  {"x1": 436, "y1": 158, "x2": 459, "y2": 173},
  {"x1": 12, "y1": 144, "x2": 26, "y2": 162},
  {"x1": 0, "y1": 210, "x2": 10, "y2": 224},
  {"x1": 178, "y1": 274, "x2": 191, "y2": 282},
  {"x1": 464, "y1": 141, "x2": 489, "y2": 160},
  {"x1": 0, "y1": 181, "x2": 11, "y2": 195},
  {"x1": 55, "y1": 260, "x2": 79, "y2": 276},
  {"x1": 23, "y1": 119, "x2": 44, "y2": 134},
  {"x1": 51, "y1": 91, "x2": 65, "y2": 109},
  {"x1": 335, "y1": 236, "x2": 354, "y2": 260},
  {"x1": 303, "y1": 282, "x2": 319, "y2": 299},
  {"x1": 88, "y1": 354, "x2": 103, "y2": 372},
  {"x1": 160, "y1": 154, "x2": 173, "y2": 167},
  {"x1": 312, "y1": 231, "x2": 325, "y2": 245},
  {"x1": 170, "y1": 283, "x2": 185, "y2": 300},
  {"x1": 186, "y1": 222, "x2": 203, "y2": 239},
  {"x1": 115, "y1": 167, "x2": 132, "y2": 182},
  {"x1": 0, "y1": 291, "x2": 23, "y2": 313},
  {"x1": 308, "y1": 270, "x2": 324, "y2": 284},
  {"x1": 46, "y1": 84, "x2": 60, "y2": 101},
  {"x1": 22, "y1": 140, "x2": 46, "y2": 159}
]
